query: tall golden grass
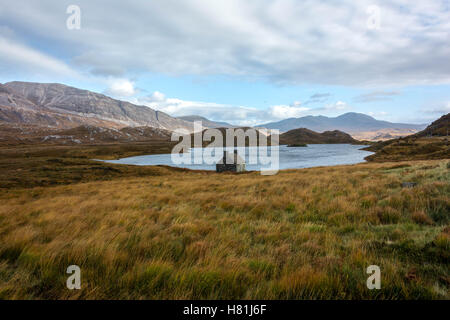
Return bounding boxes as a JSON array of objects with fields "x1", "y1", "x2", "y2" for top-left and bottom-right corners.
[{"x1": 0, "y1": 160, "x2": 448, "y2": 299}]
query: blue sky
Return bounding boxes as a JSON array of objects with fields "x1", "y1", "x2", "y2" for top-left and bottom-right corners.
[{"x1": 0, "y1": 0, "x2": 449, "y2": 126}]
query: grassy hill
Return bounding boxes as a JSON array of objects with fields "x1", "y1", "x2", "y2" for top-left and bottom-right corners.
[
  {"x1": 187, "y1": 127, "x2": 271, "y2": 148},
  {"x1": 279, "y1": 128, "x2": 360, "y2": 145},
  {"x1": 365, "y1": 114, "x2": 449, "y2": 162},
  {"x1": 0, "y1": 122, "x2": 173, "y2": 147},
  {"x1": 415, "y1": 113, "x2": 449, "y2": 137}
]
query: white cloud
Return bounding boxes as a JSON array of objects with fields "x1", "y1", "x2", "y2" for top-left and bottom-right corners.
[
  {"x1": 131, "y1": 92, "x2": 268, "y2": 126},
  {"x1": 305, "y1": 101, "x2": 351, "y2": 115},
  {"x1": 104, "y1": 79, "x2": 136, "y2": 97},
  {"x1": 148, "y1": 91, "x2": 166, "y2": 102},
  {"x1": 326, "y1": 101, "x2": 348, "y2": 111},
  {"x1": 269, "y1": 102, "x2": 310, "y2": 119},
  {"x1": 0, "y1": 35, "x2": 78, "y2": 77}
]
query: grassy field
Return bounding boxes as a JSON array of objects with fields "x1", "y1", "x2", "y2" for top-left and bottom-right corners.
[
  {"x1": 0, "y1": 142, "x2": 182, "y2": 189},
  {"x1": 0, "y1": 145, "x2": 448, "y2": 299}
]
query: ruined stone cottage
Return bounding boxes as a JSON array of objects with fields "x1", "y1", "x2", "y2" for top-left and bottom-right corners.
[{"x1": 216, "y1": 150, "x2": 246, "y2": 173}]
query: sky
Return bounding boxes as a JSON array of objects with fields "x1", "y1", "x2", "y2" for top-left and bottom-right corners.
[{"x1": 0, "y1": 0, "x2": 449, "y2": 126}]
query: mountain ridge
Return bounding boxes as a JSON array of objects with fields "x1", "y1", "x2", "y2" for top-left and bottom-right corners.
[
  {"x1": 259, "y1": 112, "x2": 427, "y2": 135},
  {"x1": 0, "y1": 81, "x2": 194, "y2": 132}
]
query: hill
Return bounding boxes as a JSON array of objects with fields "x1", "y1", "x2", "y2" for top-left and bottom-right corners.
[
  {"x1": 0, "y1": 122, "x2": 173, "y2": 146},
  {"x1": 0, "y1": 82, "x2": 193, "y2": 132},
  {"x1": 414, "y1": 113, "x2": 450, "y2": 137},
  {"x1": 44, "y1": 125, "x2": 173, "y2": 145},
  {"x1": 365, "y1": 113, "x2": 449, "y2": 161},
  {"x1": 187, "y1": 127, "x2": 269, "y2": 147},
  {"x1": 259, "y1": 112, "x2": 426, "y2": 140},
  {"x1": 279, "y1": 128, "x2": 360, "y2": 145}
]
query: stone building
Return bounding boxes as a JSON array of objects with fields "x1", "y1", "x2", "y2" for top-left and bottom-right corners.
[{"x1": 216, "y1": 150, "x2": 246, "y2": 173}]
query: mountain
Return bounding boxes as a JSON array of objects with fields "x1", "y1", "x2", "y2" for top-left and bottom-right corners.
[
  {"x1": 279, "y1": 128, "x2": 359, "y2": 145},
  {"x1": 259, "y1": 113, "x2": 427, "y2": 138},
  {"x1": 177, "y1": 115, "x2": 235, "y2": 128},
  {"x1": 0, "y1": 81, "x2": 193, "y2": 132},
  {"x1": 364, "y1": 113, "x2": 449, "y2": 161}
]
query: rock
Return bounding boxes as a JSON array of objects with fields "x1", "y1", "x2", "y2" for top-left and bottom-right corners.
[{"x1": 402, "y1": 182, "x2": 417, "y2": 188}]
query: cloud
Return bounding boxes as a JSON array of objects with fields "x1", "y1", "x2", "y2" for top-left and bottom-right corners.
[
  {"x1": 0, "y1": 35, "x2": 78, "y2": 78},
  {"x1": 0, "y1": 1, "x2": 447, "y2": 126},
  {"x1": 146, "y1": 91, "x2": 166, "y2": 102},
  {"x1": 1, "y1": 0, "x2": 450, "y2": 86},
  {"x1": 310, "y1": 101, "x2": 350, "y2": 113},
  {"x1": 104, "y1": 79, "x2": 137, "y2": 97},
  {"x1": 269, "y1": 102, "x2": 310, "y2": 119},
  {"x1": 90, "y1": 66, "x2": 125, "y2": 77},
  {"x1": 422, "y1": 102, "x2": 450, "y2": 114},
  {"x1": 354, "y1": 91, "x2": 401, "y2": 103},
  {"x1": 133, "y1": 93, "x2": 314, "y2": 126},
  {"x1": 303, "y1": 93, "x2": 332, "y2": 105},
  {"x1": 132, "y1": 93, "x2": 267, "y2": 126},
  {"x1": 327, "y1": 101, "x2": 348, "y2": 110}
]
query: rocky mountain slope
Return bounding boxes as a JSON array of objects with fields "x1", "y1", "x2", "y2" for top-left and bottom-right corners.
[{"x1": 0, "y1": 82, "x2": 193, "y2": 132}]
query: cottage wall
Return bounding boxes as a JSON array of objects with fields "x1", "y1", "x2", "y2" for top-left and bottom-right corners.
[{"x1": 216, "y1": 150, "x2": 246, "y2": 172}]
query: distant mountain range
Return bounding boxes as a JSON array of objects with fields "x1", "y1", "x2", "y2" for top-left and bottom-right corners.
[
  {"x1": 0, "y1": 81, "x2": 193, "y2": 132},
  {"x1": 259, "y1": 113, "x2": 427, "y2": 137}
]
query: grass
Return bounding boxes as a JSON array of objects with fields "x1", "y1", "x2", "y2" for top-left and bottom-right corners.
[
  {"x1": 0, "y1": 142, "x2": 182, "y2": 189},
  {"x1": 365, "y1": 136, "x2": 449, "y2": 162},
  {"x1": 0, "y1": 143, "x2": 448, "y2": 299}
]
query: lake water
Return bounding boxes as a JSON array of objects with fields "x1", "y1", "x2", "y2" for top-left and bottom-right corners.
[{"x1": 102, "y1": 144, "x2": 374, "y2": 171}]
